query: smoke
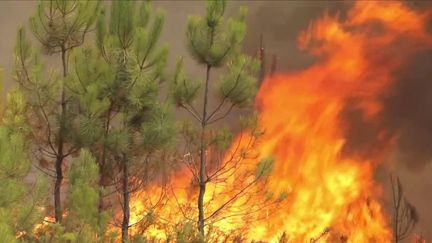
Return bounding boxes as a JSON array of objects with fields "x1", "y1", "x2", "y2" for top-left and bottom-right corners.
[
  {"x1": 337, "y1": 9, "x2": 432, "y2": 171},
  {"x1": 381, "y1": 49, "x2": 432, "y2": 170},
  {"x1": 0, "y1": 1, "x2": 36, "y2": 89},
  {"x1": 241, "y1": 1, "x2": 351, "y2": 71}
]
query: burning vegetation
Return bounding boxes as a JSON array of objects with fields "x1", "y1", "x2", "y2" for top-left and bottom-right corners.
[{"x1": 1, "y1": 0, "x2": 432, "y2": 242}]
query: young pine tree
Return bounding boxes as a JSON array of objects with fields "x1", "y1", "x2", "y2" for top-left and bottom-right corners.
[
  {"x1": 13, "y1": 0, "x2": 101, "y2": 223},
  {"x1": 0, "y1": 78, "x2": 47, "y2": 241},
  {"x1": 63, "y1": 149, "x2": 108, "y2": 242},
  {"x1": 171, "y1": 0, "x2": 272, "y2": 236},
  {"x1": 66, "y1": 2, "x2": 175, "y2": 242}
]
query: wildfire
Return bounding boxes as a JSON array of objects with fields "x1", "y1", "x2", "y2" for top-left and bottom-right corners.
[
  {"x1": 128, "y1": 2, "x2": 432, "y2": 242},
  {"x1": 241, "y1": 2, "x2": 431, "y2": 242},
  {"x1": 33, "y1": 1, "x2": 432, "y2": 242},
  {"x1": 245, "y1": 2, "x2": 431, "y2": 241}
]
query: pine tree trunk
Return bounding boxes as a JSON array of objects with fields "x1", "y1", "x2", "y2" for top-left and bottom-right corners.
[
  {"x1": 54, "y1": 155, "x2": 63, "y2": 223},
  {"x1": 121, "y1": 154, "x2": 130, "y2": 243},
  {"x1": 197, "y1": 137, "x2": 206, "y2": 234},
  {"x1": 54, "y1": 47, "x2": 68, "y2": 223},
  {"x1": 197, "y1": 65, "x2": 211, "y2": 235}
]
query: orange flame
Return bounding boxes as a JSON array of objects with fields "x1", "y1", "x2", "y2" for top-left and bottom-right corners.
[
  {"x1": 128, "y1": 2, "x2": 432, "y2": 242},
  {"x1": 244, "y1": 2, "x2": 431, "y2": 241}
]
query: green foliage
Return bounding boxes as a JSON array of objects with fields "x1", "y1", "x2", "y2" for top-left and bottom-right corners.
[
  {"x1": 13, "y1": 27, "x2": 57, "y2": 95},
  {"x1": 73, "y1": 0, "x2": 174, "y2": 155},
  {"x1": 171, "y1": 57, "x2": 201, "y2": 107},
  {"x1": 8, "y1": 0, "x2": 177, "y2": 241},
  {"x1": 174, "y1": 222, "x2": 205, "y2": 243},
  {"x1": 100, "y1": 0, "x2": 168, "y2": 70},
  {"x1": 13, "y1": 29, "x2": 62, "y2": 139},
  {"x1": 15, "y1": 0, "x2": 103, "y2": 153},
  {"x1": 105, "y1": 129, "x2": 131, "y2": 154},
  {"x1": 210, "y1": 128, "x2": 233, "y2": 152},
  {"x1": 172, "y1": 0, "x2": 259, "y2": 113},
  {"x1": 278, "y1": 191, "x2": 288, "y2": 202},
  {"x1": 140, "y1": 104, "x2": 176, "y2": 152},
  {"x1": 238, "y1": 114, "x2": 258, "y2": 131},
  {"x1": 68, "y1": 150, "x2": 100, "y2": 225},
  {"x1": 30, "y1": 0, "x2": 101, "y2": 53},
  {"x1": 3, "y1": 89, "x2": 29, "y2": 135},
  {"x1": 96, "y1": 9, "x2": 107, "y2": 51},
  {"x1": 127, "y1": 70, "x2": 159, "y2": 114},
  {"x1": 35, "y1": 223, "x2": 66, "y2": 243},
  {"x1": 0, "y1": 224, "x2": 16, "y2": 243},
  {"x1": 36, "y1": 222, "x2": 118, "y2": 243},
  {"x1": 109, "y1": 1, "x2": 135, "y2": 48},
  {"x1": 65, "y1": 149, "x2": 108, "y2": 242},
  {"x1": 218, "y1": 55, "x2": 260, "y2": 107},
  {"x1": 14, "y1": 0, "x2": 103, "y2": 225},
  {"x1": 70, "y1": 2, "x2": 175, "y2": 241},
  {"x1": 66, "y1": 47, "x2": 113, "y2": 147},
  {"x1": 133, "y1": 10, "x2": 165, "y2": 67},
  {"x1": 186, "y1": 0, "x2": 247, "y2": 67},
  {"x1": 255, "y1": 157, "x2": 274, "y2": 179},
  {"x1": 0, "y1": 86, "x2": 47, "y2": 240}
]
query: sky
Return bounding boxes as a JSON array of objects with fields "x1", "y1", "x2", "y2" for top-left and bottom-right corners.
[{"x1": 0, "y1": 1, "x2": 431, "y2": 241}]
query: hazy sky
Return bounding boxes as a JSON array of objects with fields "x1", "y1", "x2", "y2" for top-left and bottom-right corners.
[{"x1": 0, "y1": 1, "x2": 431, "y2": 241}]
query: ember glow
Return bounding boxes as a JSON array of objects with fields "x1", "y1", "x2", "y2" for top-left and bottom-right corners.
[{"x1": 78, "y1": 1, "x2": 432, "y2": 242}]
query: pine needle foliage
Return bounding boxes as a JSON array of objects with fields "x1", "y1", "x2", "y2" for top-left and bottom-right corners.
[
  {"x1": 63, "y1": 149, "x2": 109, "y2": 243},
  {"x1": 13, "y1": 0, "x2": 101, "y2": 223},
  {"x1": 0, "y1": 73, "x2": 47, "y2": 241},
  {"x1": 66, "y1": 2, "x2": 175, "y2": 242},
  {"x1": 170, "y1": 0, "x2": 269, "y2": 237}
]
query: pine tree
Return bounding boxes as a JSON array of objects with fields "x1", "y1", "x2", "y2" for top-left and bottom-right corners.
[
  {"x1": 171, "y1": 0, "x2": 271, "y2": 236},
  {"x1": 0, "y1": 69, "x2": 47, "y2": 241},
  {"x1": 66, "y1": 2, "x2": 175, "y2": 242},
  {"x1": 62, "y1": 149, "x2": 108, "y2": 242},
  {"x1": 13, "y1": 0, "x2": 101, "y2": 223}
]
